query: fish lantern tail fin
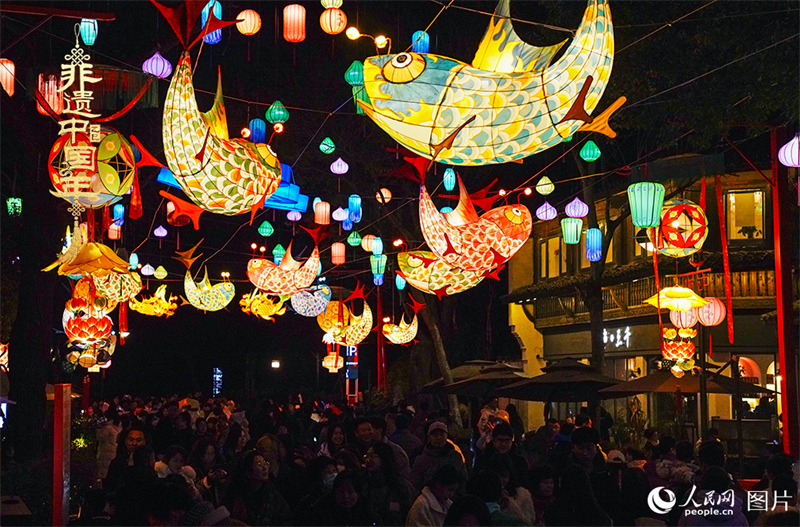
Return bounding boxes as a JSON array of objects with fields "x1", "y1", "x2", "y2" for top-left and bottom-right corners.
[
  {"x1": 130, "y1": 135, "x2": 165, "y2": 169},
  {"x1": 249, "y1": 193, "x2": 267, "y2": 226},
  {"x1": 300, "y1": 225, "x2": 328, "y2": 245},
  {"x1": 159, "y1": 191, "x2": 204, "y2": 230},
  {"x1": 577, "y1": 96, "x2": 627, "y2": 138},
  {"x1": 173, "y1": 238, "x2": 204, "y2": 269},
  {"x1": 408, "y1": 295, "x2": 426, "y2": 314},
  {"x1": 428, "y1": 115, "x2": 477, "y2": 170}
]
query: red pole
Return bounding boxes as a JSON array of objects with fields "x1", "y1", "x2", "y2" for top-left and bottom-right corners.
[
  {"x1": 52, "y1": 384, "x2": 71, "y2": 526},
  {"x1": 771, "y1": 128, "x2": 798, "y2": 457},
  {"x1": 376, "y1": 284, "x2": 386, "y2": 390},
  {"x1": 82, "y1": 375, "x2": 90, "y2": 414}
]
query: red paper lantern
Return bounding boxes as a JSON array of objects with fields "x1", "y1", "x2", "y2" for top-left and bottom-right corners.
[
  {"x1": 320, "y1": 7, "x2": 346, "y2": 35},
  {"x1": 283, "y1": 4, "x2": 306, "y2": 43},
  {"x1": 37, "y1": 73, "x2": 63, "y2": 115},
  {"x1": 669, "y1": 308, "x2": 697, "y2": 329},
  {"x1": 0, "y1": 59, "x2": 15, "y2": 97},
  {"x1": 331, "y1": 242, "x2": 346, "y2": 265},
  {"x1": 697, "y1": 297, "x2": 726, "y2": 326}
]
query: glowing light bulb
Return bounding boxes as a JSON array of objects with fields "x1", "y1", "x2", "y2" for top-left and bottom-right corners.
[
  {"x1": 346, "y1": 27, "x2": 360, "y2": 40},
  {"x1": 241, "y1": 127, "x2": 251, "y2": 138},
  {"x1": 524, "y1": 187, "x2": 532, "y2": 196},
  {"x1": 375, "y1": 35, "x2": 387, "y2": 48}
]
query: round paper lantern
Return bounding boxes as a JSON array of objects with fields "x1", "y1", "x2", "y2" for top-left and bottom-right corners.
[
  {"x1": 249, "y1": 118, "x2": 266, "y2": 143},
  {"x1": 586, "y1": 227, "x2": 602, "y2": 262},
  {"x1": 266, "y1": 101, "x2": 289, "y2": 125},
  {"x1": 80, "y1": 19, "x2": 98, "y2": 46},
  {"x1": 332, "y1": 207, "x2": 348, "y2": 222},
  {"x1": 201, "y1": 0, "x2": 222, "y2": 45},
  {"x1": 361, "y1": 234, "x2": 375, "y2": 252},
  {"x1": 778, "y1": 133, "x2": 800, "y2": 167},
  {"x1": 561, "y1": 217, "x2": 583, "y2": 245},
  {"x1": 628, "y1": 182, "x2": 665, "y2": 228},
  {"x1": 696, "y1": 297, "x2": 726, "y2": 326},
  {"x1": 372, "y1": 237, "x2": 384, "y2": 256},
  {"x1": 258, "y1": 220, "x2": 274, "y2": 237},
  {"x1": 347, "y1": 231, "x2": 362, "y2": 247},
  {"x1": 411, "y1": 30, "x2": 430, "y2": 53},
  {"x1": 330, "y1": 157, "x2": 349, "y2": 175},
  {"x1": 655, "y1": 198, "x2": 708, "y2": 257},
  {"x1": 283, "y1": 4, "x2": 306, "y2": 42},
  {"x1": 320, "y1": 137, "x2": 335, "y2": 154},
  {"x1": 154, "y1": 266, "x2": 168, "y2": 280},
  {"x1": 236, "y1": 9, "x2": 261, "y2": 35},
  {"x1": 670, "y1": 308, "x2": 698, "y2": 328},
  {"x1": 142, "y1": 51, "x2": 172, "y2": 79},
  {"x1": 321, "y1": 0, "x2": 343, "y2": 8},
  {"x1": 536, "y1": 202, "x2": 557, "y2": 221},
  {"x1": 443, "y1": 168, "x2": 456, "y2": 192},
  {"x1": 314, "y1": 201, "x2": 331, "y2": 225},
  {"x1": 0, "y1": 58, "x2": 15, "y2": 97},
  {"x1": 579, "y1": 140, "x2": 601, "y2": 162},
  {"x1": 395, "y1": 274, "x2": 407, "y2": 290},
  {"x1": 535, "y1": 176, "x2": 555, "y2": 196},
  {"x1": 565, "y1": 197, "x2": 589, "y2": 218},
  {"x1": 376, "y1": 188, "x2": 392, "y2": 204},
  {"x1": 320, "y1": 7, "x2": 347, "y2": 35},
  {"x1": 331, "y1": 242, "x2": 346, "y2": 265}
]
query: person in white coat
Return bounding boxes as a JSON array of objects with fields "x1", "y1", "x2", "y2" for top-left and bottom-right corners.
[{"x1": 406, "y1": 464, "x2": 459, "y2": 527}]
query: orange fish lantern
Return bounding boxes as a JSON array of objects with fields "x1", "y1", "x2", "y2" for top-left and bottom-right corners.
[
  {"x1": 317, "y1": 300, "x2": 350, "y2": 333},
  {"x1": 246, "y1": 227, "x2": 324, "y2": 296}
]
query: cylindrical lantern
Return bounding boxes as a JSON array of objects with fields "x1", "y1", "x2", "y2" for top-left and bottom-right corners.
[
  {"x1": 361, "y1": 234, "x2": 375, "y2": 252},
  {"x1": 376, "y1": 188, "x2": 392, "y2": 204},
  {"x1": 579, "y1": 140, "x2": 601, "y2": 162},
  {"x1": 585, "y1": 227, "x2": 602, "y2": 262},
  {"x1": 372, "y1": 237, "x2": 384, "y2": 256},
  {"x1": 236, "y1": 9, "x2": 261, "y2": 35},
  {"x1": 331, "y1": 242, "x2": 346, "y2": 265},
  {"x1": 320, "y1": 137, "x2": 336, "y2": 154},
  {"x1": 249, "y1": 118, "x2": 267, "y2": 143},
  {"x1": 113, "y1": 204, "x2": 125, "y2": 225},
  {"x1": 347, "y1": 231, "x2": 362, "y2": 247},
  {"x1": 320, "y1": 7, "x2": 347, "y2": 35},
  {"x1": 670, "y1": 308, "x2": 698, "y2": 328},
  {"x1": 565, "y1": 197, "x2": 589, "y2": 218},
  {"x1": 536, "y1": 176, "x2": 555, "y2": 196},
  {"x1": 330, "y1": 157, "x2": 349, "y2": 175},
  {"x1": 778, "y1": 133, "x2": 800, "y2": 168},
  {"x1": 411, "y1": 30, "x2": 430, "y2": 53},
  {"x1": 628, "y1": 182, "x2": 665, "y2": 228},
  {"x1": 370, "y1": 254, "x2": 387, "y2": 275},
  {"x1": 201, "y1": 0, "x2": 222, "y2": 44},
  {"x1": 314, "y1": 201, "x2": 331, "y2": 225},
  {"x1": 696, "y1": 297, "x2": 726, "y2": 326},
  {"x1": 395, "y1": 274, "x2": 407, "y2": 290},
  {"x1": 348, "y1": 194, "x2": 361, "y2": 214},
  {"x1": 258, "y1": 220, "x2": 274, "y2": 237},
  {"x1": 265, "y1": 101, "x2": 289, "y2": 125},
  {"x1": 108, "y1": 223, "x2": 121, "y2": 241},
  {"x1": 273, "y1": 244, "x2": 286, "y2": 264},
  {"x1": 373, "y1": 274, "x2": 384, "y2": 286},
  {"x1": 37, "y1": 74, "x2": 64, "y2": 115},
  {"x1": 536, "y1": 202, "x2": 557, "y2": 221},
  {"x1": 443, "y1": 168, "x2": 456, "y2": 192},
  {"x1": 332, "y1": 207, "x2": 348, "y2": 222},
  {"x1": 0, "y1": 59, "x2": 16, "y2": 97},
  {"x1": 561, "y1": 217, "x2": 583, "y2": 244},
  {"x1": 80, "y1": 19, "x2": 98, "y2": 45},
  {"x1": 142, "y1": 51, "x2": 172, "y2": 79},
  {"x1": 287, "y1": 210, "x2": 302, "y2": 222},
  {"x1": 283, "y1": 4, "x2": 306, "y2": 42}
]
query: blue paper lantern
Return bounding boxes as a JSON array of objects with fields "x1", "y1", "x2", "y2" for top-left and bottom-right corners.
[
  {"x1": 249, "y1": 118, "x2": 267, "y2": 143},
  {"x1": 411, "y1": 30, "x2": 430, "y2": 53},
  {"x1": 372, "y1": 237, "x2": 383, "y2": 256},
  {"x1": 342, "y1": 219, "x2": 353, "y2": 231},
  {"x1": 443, "y1": 168, "x2": 456, "y2": 192},
  {"x1": 586, "y1": 228, "x2": 603, "y2": 262},
  {"x1": 129, "y1": 252, "x2": 139, "y2": 270},
  {"x1": 348, "y1": 194, "x2": 361, "y2": 213},
  {"x1": 113, "y1": 204, "x2": 125, "y2": 225},
  {"x1": 373, "y1": 274, "x2": 384, "y2": 286},
  {"x1": 395, "y1": 274, "x2": 407, "y2": 290},
  {"x1": 201, "y1": 0, "x2": 223, "y2": 45},
  {"x1": 440, "y1": 206, "x2": 454, "y2": 214},
  {"x1": 80, "y1": 19, "x2": 98, "y2": 46}
]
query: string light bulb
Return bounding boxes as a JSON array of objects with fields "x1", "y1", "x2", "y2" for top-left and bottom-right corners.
[{"x1": 346, "y1": 27, "x2": 360, "y2": 40}]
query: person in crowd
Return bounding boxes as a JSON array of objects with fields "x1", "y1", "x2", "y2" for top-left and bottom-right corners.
[
  {"x1": 475, "y1": 422, "x2": 529, "y2": 488},
  {"x1": 471, "y1": 408, "x2": 497, "y2": 463},
  {"x1": 310, "y1": 471, "x2": 375, "y2": 526},
  {"x1": 222, "y1": 423, "x2": 248, "y2": 472},
  {"x1": 391, "y1": 413, "x2": 424, "y2": 464},
  {"x1": 527, "y1": 464, "x2": 555, "y2": 525},
  {"x1": 504, "y1": 404, "x2": 525, "y2": 442},
  {"x1": 153, "y1": 400, "x2": 179, "y2": 454},
  {"x1": 370, "y1": 415, "x2": 411, "y2": 479},
  {"x1": 695, "y1": 440, "x2": 727, "y2": 485},
  {"x1": 753, "y1": 396, "x2": 776, "y2": 418},
  {"x1": 546, "y1": 422, "x2": 575, "y2": 476},
  {"x1": 194, "y1": 417, "x2": 211, "y2": 438},
  {"x1": 575, "y1": 413, "x2": 592, "y2": 428},
  {"x1": 188, "y1": 436, "x2": 223, "y2": 481},
  {"x1": 318, "y1": 421, "x2": 349, "y2": 458},
  {"x1": 751, "y1": 452, "x2": 795, "y2": 491},
  {"x1": 111, "y1": 446, "x2": 159, "y2": 525},
  {"x1": 154, "y1": 445, "x2": 196, "y2": 484},
  {"x1": 644, "y1": 428, "x2": 660, "y2": 458},
  {"x1": 96, "y1": 410, "x2": 122, "y2": 482},
  {"x1": 144, "y1": 477, "x2": 198, "y2": 526},
  {"x1": 171, "y1": 411, "x2": 194, "y2": 454},
  {"x1": 753, "y1": 473, "x2": 798, "y2": 525},
  {"x1": 677, "y1": 466, "x2": 747, "y2": 526},
  {"x1": 466, "y1": 470, "x2": 525, "y2": 526},
  {"x1": 646, "y1": 435, "x2": 677, "y2": 488},
  {"x1": 295, "y1": 456, "x2": 339, "y2": 525},
  {"x1": 406, "y1": 464, "x2": 459, "y2": 527},
  {"x1": 363, "y1": 442, "x2": 413, "y2": 526},
  {"x1": 334, "y1": 448, "x2": 363, "y2": 475},
  {"x1": 353, "y1": 417, "x2": 376, "y2": 457},
  {"x1": 568, "y1": 426, "x2": 620, "y2": 524},
  {"x1": 255, "y1": 433, "x2": 304, "y2": 511},
  {"x1": 544, "y1": 464, "x2": 612, "y2": 526},
  {"x1": 225, "y1": 449, "x2": 293, "y2": 526},
  {"x1": 442, "y1": 495, "x2": 493, "y2": 526},
  {"x1": 411, "y1": 421, "x2": 468, "y2": 493},
  {"x1": 618, "y1": 467, "x2": 666, "y2": 527},
  {"x1": 104, "y1": 425, "x2": 151, "y2": 495},
  {"x1": 485, "y1": 454, "x2": 535, "y2": 525},
  {"x1": 694, "y1": 428, "x2": 723, "y2": 454}
]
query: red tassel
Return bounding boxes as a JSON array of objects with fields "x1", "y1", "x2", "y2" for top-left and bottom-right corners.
[
  {"x1": 119, "y1": 301, "x2": 128, "y2": 346},
  {"x1": 715, "y1": 176, "x2": 734, "y2": 344},
  {"x1": 699, "y1": 177, "x2": 707, "y2": 210},
  {"x1": 708, "y1": 335, "x2": 713, "y2": 358},
  {"x1": 102, "y1": 206, "x2": 112, "y2": 234},
  {"x1": 129, "y1": 172, "x2": 143, "y2": 220},
  {"x1": 87, "y1": 208, "x2": 95, "y2": 242},
  {"x1": 652, "y1": 230, "x2": 664, "y2": 357}
]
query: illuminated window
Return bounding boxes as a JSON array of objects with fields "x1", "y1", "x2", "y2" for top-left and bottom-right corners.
[
  {"x1": 726, "y1": 190, "x2": 764, "y2": 241},
  {"x1": 539, "y1": 236, "x2": 566, "y2": 279}
]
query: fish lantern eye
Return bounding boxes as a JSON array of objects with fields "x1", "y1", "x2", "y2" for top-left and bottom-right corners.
[
  {"x1": 382, "y1": 52, "x2": 425, "y2": 84},
  {"x1": 505, "y1": 207, "x2": 524, "y2": 224},
  {"x1": 251, "y1": 260, "x2": 262, "y2": 269}
]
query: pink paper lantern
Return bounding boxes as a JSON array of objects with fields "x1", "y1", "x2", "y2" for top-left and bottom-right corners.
[
  {"x1": 696, "y1": 297, "x2": 726, "y2": 326},
  {"x1": 669, "y1": 308, "x2": 697, "y2": 328},
  {"x1": 287, "y1": 210, "x2": 302, "y2": 221}
]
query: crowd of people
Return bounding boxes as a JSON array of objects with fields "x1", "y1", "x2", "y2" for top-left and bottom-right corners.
[{"x1": 71, "y1": 393, "x2": 798, "y2": 526}]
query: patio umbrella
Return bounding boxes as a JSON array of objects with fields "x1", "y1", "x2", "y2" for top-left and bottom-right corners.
[
  {"x1": 494, "y1": 359, "x2": 621, "y2": 402},
  {"x1": 444, "y1": 369, "x2": 529, "y2": 398},
  {"x1": 598, "y1": 369, "x2": 774, "y2": 397},
  {"x1": 421, "y1": 361, "x2": 522, "y2": 393}
]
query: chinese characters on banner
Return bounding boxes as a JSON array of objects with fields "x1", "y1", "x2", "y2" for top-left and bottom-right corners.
[{"x1": 603, "y1": 326, "x2": 631, "y2": 349}]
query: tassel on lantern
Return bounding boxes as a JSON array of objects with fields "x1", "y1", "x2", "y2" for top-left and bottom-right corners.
[
  {"x1": 129, "y1": 173, "x2": 143, "y2": 219},
  {"x1": 714, "y1": 176, "x2": 734, "y2": 343},
  {"x1": 119, "y1": 301, "x2": 128, "y2": 345}
]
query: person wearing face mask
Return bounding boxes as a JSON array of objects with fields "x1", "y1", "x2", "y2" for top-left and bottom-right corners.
[
  {"x1": 310, "y1": 471, "x2": 376, "y2": 526},
  {"x1": 295, "y1": 457, "x2": 339, "y2": 525},
  {"x1": 226, "y1": 450, "x2": 293, "y2": 526},
  {"x1": 406, "y1": 464, "x2": 460, "y2": 527}
]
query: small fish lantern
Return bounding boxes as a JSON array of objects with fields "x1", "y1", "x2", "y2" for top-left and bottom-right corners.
[{"x1": 585, "y1": 227, "x2": 602, "y2": 262}]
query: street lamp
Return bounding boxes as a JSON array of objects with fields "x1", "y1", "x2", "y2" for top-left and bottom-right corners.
[{"x1": 271, "y1": 360, "x2": 280, "y2": 369}]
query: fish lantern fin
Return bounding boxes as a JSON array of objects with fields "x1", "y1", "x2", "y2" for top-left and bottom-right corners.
[
  {"x1": 484, "y1": 264, "x2": 505, "y2": 281},
  {"x1": 249, "y1": 192, "x2": 267, "y2": 226},
  {"x1": 429, "y1": 115, "x2": 476, "y2": 171},
  {"x1": 173, "y1": 238, "x2": 204, "y2": 269},
  {"x1": 150, "y1": 0, "x2": 204, "y2": 49},
  {"x1": 468, "y1": 179, "x2": 500, "y2": 212},
  {"x1": 159, "y1": 190, "x2": 204, "y2": 230},
  {"x1": 432, "y1": 285, "x2": 449, "y2": 299},
  {"x1": 345, "y1": 283, "x2": 366, "y2": 302},
  {"x1": 577, "y1": 96, "x2": 627, "y2": 138},
  {"x1": 472, "y1": 0, "x2": 568, "y2": 74},
  {"x1": 443, "y1": 176, "x2": 480, "y2": 226},
  {"x1": 408, "y1": 295, "x2": 426, "y2": 314},
  {"x1": 130, "y1": 135, "x2": 165, "y2": 168},
  {"x1": 300, "y1": 225, "x2": 328, "y2": 245},
  {"x1": 187, "y1": 8, "x2": 241, "y2": 50},
  {"x1": 200, "y1": 68, "x2": 230, "y2": 140},
  {"x1": 558, "y1": 76, "x2": 594, "y2": 125}
]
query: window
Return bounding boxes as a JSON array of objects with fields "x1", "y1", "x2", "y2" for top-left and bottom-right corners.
[
  {"x1": 580, "y1": 221, "x2": 614, "y2": 268},
  {"x1": 539, "y1": 236, "x2": 566, "y2": 279},
  {"x1": 726, "y1": 190, "x2": 764, "y2": 241}
]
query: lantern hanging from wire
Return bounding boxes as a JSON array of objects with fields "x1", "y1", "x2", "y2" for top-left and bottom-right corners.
[
  {"x1": 654, "y1": 198, "x2": 708, "y2": 257},
  {"x1": 778, "y1": 133, "x2": 800, "y2": 167},
  {"x1": 142, "y1": 51, "x2": 172, "y2": 78},
  {"x1": 37, "y1": 74, "x2": 64, "y2": 115},
  {"x1": 141, "y1": 264, "x2": 155, "y2": 276},
  {"x1": 154, "y1": 266, "x2": 168, "y2": 280},
  {"x1": 287, "y1": 210, "x2": 302, "y2": 222},
  {"x1": 330, "y1": 157, "x2": 349, "y2": 175},
  {"x1": 6, "y1": 197, "x2": 21, "y2": 216},
  {"x1": 536, "y1": 202, "x2": 557, "y2": 221},
  {"x1": 322, "y1": 350, "x2": 344, "y2": 373},
  {"x1": 411, "y1": 30, "x2": 430, "y2": 53},
  {"x1": 258, "y1": 220, "x2": 274, "y2": 237},
  {"x1": 129, "y1": 253, "x2": 139, "y2": 270},
  {"x1": 342, "y1": 219, "x2": 353, "y2": 231},
  {"x1": 154, "y1": 225, "x2": 168, "y2": 238},
  {"x1": 372, "y1": 237, "x2": 384, "y2": 256},
  {"x1": 443, "y1": 168, "x2": 456, "y2": 192},
  {"x1": 361, "y1": 234, "x2": 375, "y2": 252},
  {"x1": 347, "y1": 231, "x2": 361, "y2": 247},
  {"x1": 113, "y1": 204, "x2": 124, "y2": 224},
  {"x1": 80, "y1": 18, "x2": 98, "y2": 45},
  {"x1": 0, "y1": 59, "x2": 14, "y2": 97},
  {"x1": 248, "y1": 118, "x2": 267, "y2": 144},
  {"x1": 376, "y1": 188, "x2": 392, "y2": 204},
  {"x1": 565, "y1": 197, "x2": 589, "y2": 218},
  {"x1": 586, "y1": 227, "x2": 602, "y2": 262},
  {"x1": 370, "y1": 254, "x2": 387, "y2": 275},
  {"x1": 265, "y1": 101, "x2": 289, "y2": 130},
  {"x1": 395, "y1": 273, "x2": 407, "y2": 290},
  {"x1": 561, "y1": 217, "x2": 582, "y2": 245},
  {"x1": 331, "y1": 242, "x2": 346, "y2": 265},
  {"x1": 535, "y1": 176, "x2": 555, "y2": 196},
  {"x1": 332, "y1": 207, "x2": 348, "y2": 222},
  {"x1": 282, "y1": 4, "x2": 306, "y2": 42},
  {"x1": 628, "y1": 182, "x2": 665, "y2": 228},
  {"x1": 272, "y1": 244, "x2": 286, "y2": 265},
  {"x1": 320, "y1": 137, "x2": 335, "y2": 154},
  {"x1": 314, "y1": 201, "x2": 331, "y2": 225},
  {"x1": 348, "y1": 206, "x2": 361, "y2": 224},
  {"x1": 201, "y1": 0, "x2": 222, "y2": 44},
  {"x1": 670, "y1": 307, "x2": 697, "y2": 328},
  {"x1": 348, "y1": 194, "x2": 361, "y2": 213},
  {"x1": 579, "y1": 140, "x2": 601, "y2": 162},
  {"x1": 320, "y1": 7, "x2": 347, "y2": 35},
  {"x1": 236, "y1": 9, "x2": 261, "y2": 35},
  {"x1": 696, "y1": 297, "x2": 726, "y2": 326}
]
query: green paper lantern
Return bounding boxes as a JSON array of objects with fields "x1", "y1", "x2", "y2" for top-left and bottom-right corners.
[
  {"x1": 266, "y1": 101, "x2": 289, "y2": 124},
  {"x1": 344, "y1": 61, "x2": 363, "y2": 86},
  {"x1": 579, "y1": 140, "x2": 601, "y2": 162},
  {"x1": 319, "y1": 137, "x2": 335, "y2": 154},
  {"x1": 628, "y1": 182, "x2": 665, "y2": 228},
  {"x1": 560, "y1": 217, "x2": 583, "y2": 245},
  {"x1": 347, "y1": 231, "x2": 362, "y2": 247},
  {"x1": 272, "y1": 244, "x2": 286, "y2": 265},
  {"x1": 563, "y1": 135, "x2": 573, "y2": 142},
  {"x1": 258, "y1": 220, "x2": 274, "y2": 237},
  {"x1": 6, "y1": 197, "x2": 21, "y2": 216},
  {"x1": 370, "y1": 254, "x2": 387, "y2": 275}
]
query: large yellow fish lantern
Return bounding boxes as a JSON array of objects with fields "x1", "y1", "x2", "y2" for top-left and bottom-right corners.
[
  {"x1": 358, "y1": 0, "x2": 623, "y2": 166},
  {"x1": 317, "y1": 300, "x2": 350, "y2": 333}
]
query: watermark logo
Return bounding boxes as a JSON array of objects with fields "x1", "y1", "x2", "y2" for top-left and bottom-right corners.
[{"x1": 648, "y1": 487, "x2": 677, "y2": 515}]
